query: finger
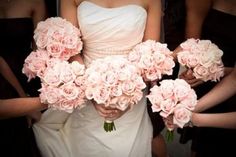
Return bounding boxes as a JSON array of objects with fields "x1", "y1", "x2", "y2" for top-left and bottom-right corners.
[
  {"x1": 94, "y1": 105, "x2": 118, "y2": 115},
  {"x1": 97, "y1": 111, "x2": 108, "y2": 117}
]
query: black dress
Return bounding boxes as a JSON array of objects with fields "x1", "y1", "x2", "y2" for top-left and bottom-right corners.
[
  {"x1": 191, "y1": 9, "x2": 236, "y2": 157},
  {"x1": 0, "y1": 18, "x2": 41, "y2": 157}
]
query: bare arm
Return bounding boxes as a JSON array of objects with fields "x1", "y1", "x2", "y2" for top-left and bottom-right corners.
[
  {"x1": 194, "y1": 68, "x2": 236, "y2": 112},
  {"x1": 60, "y1": 0, "x2": 84, "y2": 64},
  {"x1": 0, "y1": 57, "x2": 26, "y2": 97},
  {"x1": 191, "y1": 112, "x2": 236, "y2": 129},
  {"x1": 143, "y1": 0, "x2": 162, "y2": 41},
  {"x1": 0, "y1": 97, "x2": 47, "y2": 119},
  {"x1": 32, "y1": 0, "x2": 47, "y2": 28},
  {"x1": 172, "y1": 0, "x2": 212, "y2": 60},
  {"x1": 185, "y1": 0, "x2": 212, "y2": 39},
  {"x1": 31, "y1": 0, "x2": 47, "y2": 50}
]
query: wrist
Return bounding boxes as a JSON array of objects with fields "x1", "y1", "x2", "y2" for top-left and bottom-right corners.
[{"x1": 191, "y1": 112, "x2": 200, "y2": 127}]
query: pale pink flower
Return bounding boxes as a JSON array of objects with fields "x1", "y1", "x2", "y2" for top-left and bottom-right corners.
[
  {"x1": 173, "y1": 106, "x2": 192, "y2": 128},
  {"x1": 178, "y1": 38, "x2": 224, "y2": 82},
  {"x1": 34, "y1": 17, "x2": 83, "y2": 60},
  {"x1": 128, "y1": 40, "x2": 175, "y2": 81},
  {"x1": 147, "y1": 79, "x2": 197, "y2": 130},
  {"x1": 60, "y1": 83, "x2": 79, "y2": 101},
  {"x1": 84, "y1": 56, "x2": 146, "y2": 131}
]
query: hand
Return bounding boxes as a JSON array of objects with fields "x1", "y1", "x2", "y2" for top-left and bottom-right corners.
[
  {"x1": 26, "y1": 111, "x2": 42, "y2": 127},
  {"x1": 179, "y1": 68, "x2": 203, "y2": 87},
  {"x1": 163, "y1": 115, "x2": 175, "y2": 131},
  {"x1": 93, "y1": 102, "x2": 128, "y2": 121}
]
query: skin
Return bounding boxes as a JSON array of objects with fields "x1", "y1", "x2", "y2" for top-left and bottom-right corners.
[
  {"x1": 0, "y1": 57, "x2": 48, "y2": 119},
  {"x1": 191, "y1": 68, "x2": 236, "y2": 129},
  {"x1": 0, "y1": 0, "x2": 47, "y2": 123},
  {"x1": 0, "y1": 57, "x2": 26, "y2": 97},
  {"x1": 0, "y1": 97, "x2": 47, "y2": 119}
]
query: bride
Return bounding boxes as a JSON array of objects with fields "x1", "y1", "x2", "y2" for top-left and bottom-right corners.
[{"x1": 33, "y1": 0, "x2": 162, "y2": 156}]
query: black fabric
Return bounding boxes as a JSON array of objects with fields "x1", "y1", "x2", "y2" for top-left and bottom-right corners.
[
  {"x1": 180, "y1": 9, "x2": 236, "y2": 157},
  {"x1": 0, "y1": 18, "x2": 41, "y2": 157}
]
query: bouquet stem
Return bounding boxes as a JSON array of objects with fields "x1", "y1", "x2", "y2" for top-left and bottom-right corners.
[
  {"x1": 165, "y1": 130, "x2": 174, "y2": 142},
  {"x1": 103, "y1": 120, "x2": 116, "y2": 132}
]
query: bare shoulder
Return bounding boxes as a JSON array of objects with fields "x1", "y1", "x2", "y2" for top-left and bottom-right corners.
[{"x1": 145, "y1": 0, "x2": 161, "y2": 11}]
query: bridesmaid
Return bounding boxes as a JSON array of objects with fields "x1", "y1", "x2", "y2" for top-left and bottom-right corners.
[{"x1": 0, "y1": 0, "x2": 46, "y2": 156}]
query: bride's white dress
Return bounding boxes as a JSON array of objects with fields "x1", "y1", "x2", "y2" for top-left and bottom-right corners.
[{"x1": 33, "y1": 1, "x2": 153, "y2": 157}]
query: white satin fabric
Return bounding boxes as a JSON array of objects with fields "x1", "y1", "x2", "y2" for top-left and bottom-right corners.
[{"x1": 33, "y1": 1, "x2": 152, "y2": 157}]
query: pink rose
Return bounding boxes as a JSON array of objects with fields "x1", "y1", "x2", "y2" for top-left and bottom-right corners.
[
  {"x1": 173, "y1": 106, "x2": 192, "y2": 128},
  {"x1": 62, "y1": 35, "x2": 78, "y2": 49},
  {"x1": 128, "y1": 50, "x2": 141, "y2": 62},
  {"x1": 102, "y1": 71, "x2": 118, "y2": 87},
  {"x1": 193, "y1": 65, "x2": 209, "y2": 81},
  {"x1": 58, "y1": 100, "x2": 75, "y2": 113},
  {"x1": 116, "y1": 95, "x2": 130, "y2": 111},
  {"x1": 147, "y1": 95, "x2": 162, "y2": 112},
  {"x1": 71, "y1": 61, "x2": 85, "y2": 76},
  {"x1": 111, "y1": 85, "x2": 123, "y2": 97},
  {"x1": 60, "y1": 64, "x2": 76, "y2": 83},
  {"x1": 181, "y1": 90, "x2": 197, "y2": 110},
  {"x1": 131, "y1": 90, "x2": 143, "y2": 104},
  {"x1": 46, "y1": 42, "x2": 65, "y2": 58},
  {"x1": 42, "y1": 68, "x2": 61, "y2": 87},
  {"x1": 93, "y1": 86, "x2": 110, "y2": 104},
  {"x1": 140, "y1": 54, "x2": 154, "y2": 69},
  {"x1": 160, "y1": 99, "x2": 176, "y2": 118},
  {"x1": 60, "y1": 83, "x2": 79, "y2": 100},
  {"x1": 121, "y1": 81, "x2": 135, "y2": 95},
  {"x1": 85, "y1": 87, "x2": 94, "y2": 100},
  {"x1": 35, "y1": 35, "x2": 48, "y2": 49},
  {"x1": 160, "y1": 80, "x2": 174, "y2": 99},
  {"x1": 173, "y1": 80, "x2": 191, "y2": 101}
]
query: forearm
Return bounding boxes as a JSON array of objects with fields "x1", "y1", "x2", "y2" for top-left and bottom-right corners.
[
  {"x1": 0, "y1": 97, "x2": 47, "y2": 119},
  {"x1": 172, "y1": 45, "x2": 183, "y2": 62},
  {"x1": 192, "y1": 112, "x2": 236, "y2": 129},
  {"x1": 195, "y1": 70, "x2": 236, "y2": 112},
  {"x1": 0, "y1": 57, "x2": 26, "y2": 97}
]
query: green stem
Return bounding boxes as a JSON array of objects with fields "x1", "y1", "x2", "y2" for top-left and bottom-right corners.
[
  {"x1": 165, "y1": 130, "x2": 174, "y2": 142},
  {"x1": 103, "y1": 120, "x2": 116, "y2": 132}
]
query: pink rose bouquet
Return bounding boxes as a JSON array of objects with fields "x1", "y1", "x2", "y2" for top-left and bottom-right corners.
[
  {"x1": 22, "y1": 17, "x2": 85, "y2": 112},
  {"x1": 34, "y1": 17, "x2": 83, "y2": 60},
  {"x1": 177, "y1": 38, "x2": 224, "y2": 82},
  {"x1": 128, "y1": 40, "x2": 175, "y2": 81},
  {"x1": 147, "y1": 79, "x2": 197, "y2": 141},
  {"x1": 84, "y1": 56, "x2": 146, "y2": 132},
  {"x1": 39, "y1": 59, "x2": 86, "y2": 113}
]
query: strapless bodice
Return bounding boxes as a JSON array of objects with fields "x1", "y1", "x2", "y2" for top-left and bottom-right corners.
[{"x1": 77, "y1": 1, "x2": 147, "y2": 66}]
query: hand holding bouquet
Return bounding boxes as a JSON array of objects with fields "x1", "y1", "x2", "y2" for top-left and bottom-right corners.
[
  {"x1": 22, "y1": 17, "x2": 85, "y2": 112},
  {"x1": 147, "y1": 79, "x2": 197, "y2": 141},
  {"x1": 84, "y1": 56, "x2": 146, "y2": 132},
  {"x1": 177, "y1": 38, "x2": 224, "y2": 82}
]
